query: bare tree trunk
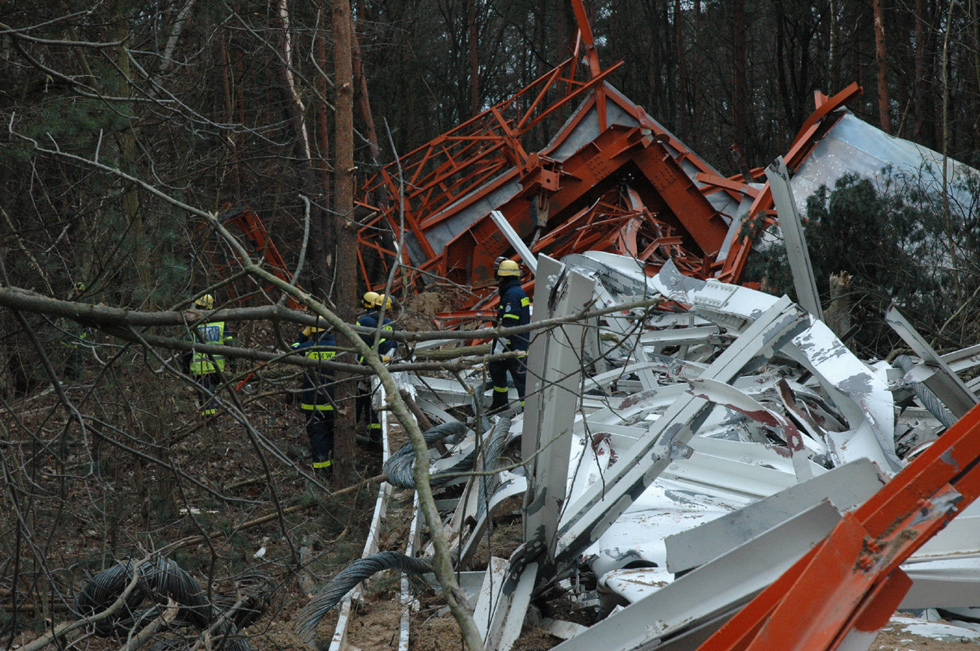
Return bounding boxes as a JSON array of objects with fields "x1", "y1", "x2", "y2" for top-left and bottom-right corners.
[
  {"x1": 233, "y1": 2, "x2": 246, "y2": 195},
  {"x1": 113, "y1": 2, "x2": 144, "y2": 296},
  {"x1": 828, "y1": 0, "x2": 838, "y2": 92},
  {"x1": 675, "y1": 0, "x2": 687, "y2": 138},
  {"x1": 971, "y1": 0, "x2": 980, "y2": 143},
  {"x1": 274, "y1": 0, "x2": 333, "y2": 291},
  {"x1": 913, "y1": 0, "x2": 927, "y2": 138},
  {"x1": 732, "y1": 0, "x2": 747, "y2": 154},
  {"x1": 351, "y1": 11, "x2": 380, "y2": 164},
  {"x1": 940, "y1": 0, "x2": 963, "y2": 337},
  {"x1": 332, "y1": 0, "x2": 358, "y2": 489},
  {"x1": 468, "y1": 0, "x2": 480, "y2": 117},
  {"x1": 693, "y1": 0, "x2": 701, "y2": 145},
  {"x1": 218, "y1": 29, "x2": 241, "y2": 200},
  {"x1": 873, "y1": 0, "x2": 892, "y2": 133},
  {"x1": 315, "y1": 14, "x2": 332, "y2": 209}
]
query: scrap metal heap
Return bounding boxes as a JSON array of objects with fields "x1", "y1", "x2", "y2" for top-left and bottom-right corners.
[
  {"x1": 353, "y1": 0, "x2": 863, "y2": 322},
  {"x1": 321, "y1": 3, "x2": 980, "y2": 649},
  {"x1": 385, "y1": 250, "x2": 980, "y2": 651}
]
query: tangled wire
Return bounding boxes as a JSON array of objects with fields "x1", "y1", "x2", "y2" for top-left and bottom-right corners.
[
  {"x1": 293, "y1": 551, "x2": 433, "y2": 642},
  {"x1": 295, "y1": 418, "x2": 517, "y2": 642},
  {"x1": 383, "y1": 420, "x2": 474, "y2": 488},
  {"x1": 477, "y1": 416, "x2": 512, "y2": 520},
  {"x1": 72, "y1": 557, "x2": 273, "y2": 650}
]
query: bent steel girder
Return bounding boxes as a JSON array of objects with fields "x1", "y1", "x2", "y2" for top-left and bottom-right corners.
[
  {"x1": 356, "y1": 61, "x2": 737, "y2": 313},
  {"x1": 714, "y1": 83, "x2": 863, "y2": 284},
  {"x1": 355, "y1": 3, "x2": 862, "y2": 321},
  {"x1": 698, "y1": 399, "x2": 980, "y2": 650}
]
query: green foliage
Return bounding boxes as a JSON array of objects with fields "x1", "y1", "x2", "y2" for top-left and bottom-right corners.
[
  {"x1": 13, "y1": 95, "x2": 127, "y2": 155},
  {"x1": 744, "y1": 171, "x2": 980, "y2": 358}
]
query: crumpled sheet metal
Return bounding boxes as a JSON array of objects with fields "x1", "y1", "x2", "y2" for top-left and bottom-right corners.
[
  {"x1": 652, "y1": 259, "x2": 901, "y2": 473},
  {"x1": 397, "y1": 248, "x2": 980, "y2": 650},
  {"x1": 790, "y1": 112, "x2": 980, "y2": 219}
]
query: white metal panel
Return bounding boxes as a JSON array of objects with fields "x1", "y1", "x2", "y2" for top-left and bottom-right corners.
[
  {"x1": 765, "y1": 156, "x2": 824, "y2": 321},
  {"x1": 664, "y1": 458, "x2": 886, "y2": 574},
  {"x1": 551, "y1": 501, "x2": 842, "y2": 651},
  {"x1": 555, "y1": 296, "x2": 809, "y2": 565},
  {"x1": 522, "y1": 255, "x2": 597, "y2": 555}
]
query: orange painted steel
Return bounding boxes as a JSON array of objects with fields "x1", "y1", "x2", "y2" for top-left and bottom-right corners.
[
  {"x1": 210, "y1": 205, "x2": 303, "y2": 310},
  {"x1": 699, "y1": 401, "x2": 980, "y2": 650},
  {"x1": 355, "y1": 67, "x2": 736, "y2": 313},
  {"x1": 354, "y1": 1, "x2": 862, "y2": 322}
]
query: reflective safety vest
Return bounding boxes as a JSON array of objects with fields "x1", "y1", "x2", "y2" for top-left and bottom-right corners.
[
  {"x1": 189, "y1": 321, "x2": 232, "y2": 375},
  {"x1": 292, "y1": 332, "x2": 337, "y2": 410}
]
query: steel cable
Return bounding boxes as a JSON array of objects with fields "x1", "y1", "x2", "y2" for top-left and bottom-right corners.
[
  {"x1": 477, "y1": 416, "x2": 512, "y2": 520},
  {"x1": 141, "y1": 557, "x2": 211, "y2": 629},
  {"x1": 72, "y1": 561, "x2": 148, "y2": 637},
  {"x1": 72, "y1": 557, "x2": 262, "y2": 650},
  {"x1": 383, "y1": 420, "x2": 473, "y2": 488},
  {"x1": 294, "y1": 551, "x2": 433, "y2": 640}
]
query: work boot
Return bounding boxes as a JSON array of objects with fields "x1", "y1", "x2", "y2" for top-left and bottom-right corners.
[{"x1": 312, "y1": 460, "x2": 332, "y2": 486}]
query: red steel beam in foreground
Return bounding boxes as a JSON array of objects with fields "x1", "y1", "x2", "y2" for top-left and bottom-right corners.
[{"x1": 699, "y1": 401, "x2": 980, "y2": 651}]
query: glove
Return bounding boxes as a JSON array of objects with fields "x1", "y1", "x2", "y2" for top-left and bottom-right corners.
[
  {"x1": 302, "y1": 326, "x2": 313, "y2": 337},
  {"x1": 381, "y1": 354, "x2": 392, "y2": 364}
]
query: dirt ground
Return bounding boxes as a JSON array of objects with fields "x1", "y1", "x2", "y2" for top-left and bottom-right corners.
[
  {"x1": 870, "y1": 616, "x2": 980, "y2": 650},
  {"x1": 8, "y1": 316, "x2": 979, "y2": 651}
]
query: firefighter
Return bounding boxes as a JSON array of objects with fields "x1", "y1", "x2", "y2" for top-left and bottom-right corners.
[
  {"x1": 488, "y1": 258, "x2": 530, "y2": 412},
  {"x1": 291, "y1": 321, "x2": 337, "y2": 476},
  {"x1": 355, "y1": 291, "x2": 397, "y2": 443},
  {"x1": 182, "y1": 294, "x2": 234, "y2": 418}
]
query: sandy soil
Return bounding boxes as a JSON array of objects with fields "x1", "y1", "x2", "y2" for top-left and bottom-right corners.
[{"x1": 871, "y1": 617, "x2": 980, "y2": 650}]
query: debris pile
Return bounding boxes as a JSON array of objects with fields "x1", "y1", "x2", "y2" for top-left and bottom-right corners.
[
  {"x1": 315, "y1": 4, "x2": 980, "y2": 647},
  {"x1": 379, "y1": 249, "x2": 980, "y2": 650}
]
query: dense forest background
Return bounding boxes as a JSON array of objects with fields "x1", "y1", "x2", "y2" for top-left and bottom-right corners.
[
  {"x1": 2, "y1": 0, "x2": 980, "y2": 647},
  {"x1": 3, "y1": 0, "x2": 978, "y2": 313}
]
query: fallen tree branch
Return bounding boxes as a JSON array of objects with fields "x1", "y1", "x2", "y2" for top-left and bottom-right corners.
[
  {"x1": 119, "y1": 598, "x2": 179, "y2": 651},
  {"x1": 163, "y1": 473, "x2": 387, "y2": 553},
  {"x1": 0, "y1": 284, "x2": 662, "y2": 344}
]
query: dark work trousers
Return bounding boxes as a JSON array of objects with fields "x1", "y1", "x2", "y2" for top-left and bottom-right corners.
[
  {"x1": 305, "y1": 409, "x2": 335, "y2": 471},
  {"x1": 356, "y1": 379, "x2": 381, "y2": 441},
  {"x1": 194, "y1": 373, "x2": 219, "y2": 417},
  {"x1": 488, "y1": 354, "x2": 527, "y2": 411}
]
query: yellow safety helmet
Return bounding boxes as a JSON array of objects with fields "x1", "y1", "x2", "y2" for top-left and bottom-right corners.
[
  {"x1": 363, "y1": 291, "x2": 380, "y2": 309},
  {"x1": 495, "y1": 259, "x2": 520, "y2": 277},
  {"x1": 304, "y1": 319, "x2": 327, "y2": 336},
  {"x1": 374, "y1": 294, "x2": 393, "y2": 310},
  {"x1": 194, "y1": 294, "x2": 215, "y2": 310},
  {"x1": 309, "y1": 317, "x2": 327, "y2": 333},
  {"x1": 72, "y1": 281, "x2": 86, "y2": 294}
]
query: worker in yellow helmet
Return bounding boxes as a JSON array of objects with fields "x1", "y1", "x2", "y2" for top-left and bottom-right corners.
[
  {"x1": 354, "y1": 290, "x2": 397, "y2": 444},
  {"x1": 362, "y1": 291, "x2": 380, "y2": 309},
  {"x1": 291, "y1": 319, "x2": 337, "y2": 477},
  {"x1": 181, "y1": 294, "x2": 234, "y2": 419},
  {"x1": 488, "y1": 258, "x2": 530, "y2": 412}
]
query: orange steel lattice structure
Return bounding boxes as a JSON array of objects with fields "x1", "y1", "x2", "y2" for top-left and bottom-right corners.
[
  {"x1": 206, "y1": 205, "x2": 304, "y2": 311},
  {"x1": 354, "y1": 0, "x2": 860, "y2": 320}
]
